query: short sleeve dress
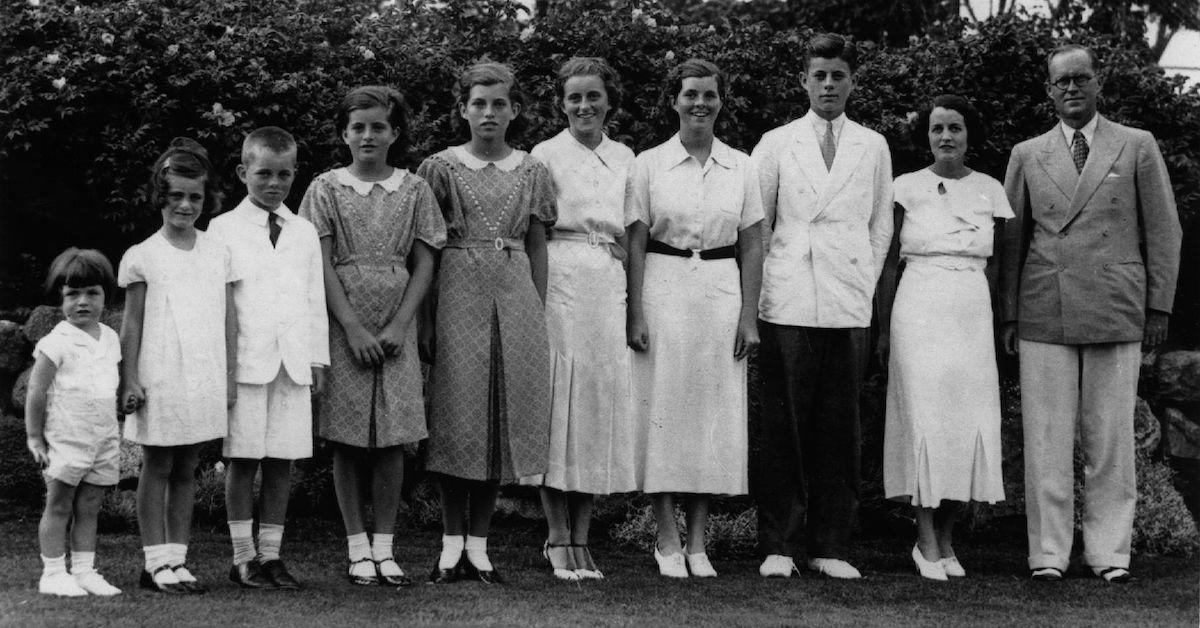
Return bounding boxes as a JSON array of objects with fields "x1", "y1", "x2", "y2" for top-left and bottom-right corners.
[
  {"x1": 416, "y1": 146, "x2": 557, "y2": 483},
  {"x1": 626, "y1": 135, "x2": 765, "y2": 495},
  {"x1": 526, "y1": 130, "x2": 638, "y2": 494},
  {"x1": 298, "y1": 167, "x2": 447, "y2": 449},
  {"x1": 883, "y1": 168, "x2": 1013, "y2": 506},
  {"x1": 118, "y1": 230, "x2": 237, "y2": 446}
]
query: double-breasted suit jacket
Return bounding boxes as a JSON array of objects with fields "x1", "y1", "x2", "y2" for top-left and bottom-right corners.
[{"x1": 1001, "y1": 115, "x2": 1181, "y2": 343}]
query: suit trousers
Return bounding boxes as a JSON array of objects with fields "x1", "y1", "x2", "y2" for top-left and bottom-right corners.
[
  {"x1": 1019, "y1": 339, "x2": 1140, "y2": 571},
  {"x1": 751, "y1": 322, "x2": 866, "y2": 559}
]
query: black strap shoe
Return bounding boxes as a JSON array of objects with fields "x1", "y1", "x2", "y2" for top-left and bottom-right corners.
[
  {"x1": 139, "y1": 565, "x2": 188, "y2": 594},
  {"x1": 261, "y1": 559, "x2": 301, "y2": 590},
  {"x1": 460, "y1": 558, "x2": 505, "y2": 585},
  {"x1": 427, "y1": 559, "x2": 459, "y2": 585},
  {"x1": 229, "y1": 559, "x2": 275, "y2": 589}
]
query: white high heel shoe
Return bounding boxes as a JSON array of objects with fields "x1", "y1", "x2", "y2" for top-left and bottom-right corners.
[{"x1": 912, "y1": 545, "x2": 947, "y2": 581}]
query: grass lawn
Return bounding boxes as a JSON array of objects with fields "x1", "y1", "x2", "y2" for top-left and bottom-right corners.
[{"x1": 0, "y1": 513, "x2": 1196, "y2": 627}]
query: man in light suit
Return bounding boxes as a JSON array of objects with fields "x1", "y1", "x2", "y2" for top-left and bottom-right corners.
[
  {"x1": 751, "y1": 33, "x2": 893, "y2": 579},
  {"x1": 1001, "y1": 44, "x2": 1181, "y2": 583}
]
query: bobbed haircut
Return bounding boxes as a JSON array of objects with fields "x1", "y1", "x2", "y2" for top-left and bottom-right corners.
[
  {"x1": 148, "y1": 137, "x2": 221, "y2": 217},
  {"x1": 911, "y1": 94, "x2": 986, "y2": 153},
  {"x1": 660, "y1": 58, "x2": 727, "y2": 121},
  {"x1": 336, "y1": 85, "x2": 411, "y2": 166},
  {"x1": 455, "y1": 61, "x2": 529, "y2": 139},
  {"x1": 242, "y1": 126, "x2": 297, "y2": 165},
  {"x1": 803, "y1": 33, "x2": 858, "y2": 72},
  {"x1": 1045, "y1": 43, "x2": 1101, "y2": 75},
  {"x1": 556, "y1": 56, "x2": 624, "y2": 122},
  {"x1": 44, "y1": 247, "x2": 116, "y2": 302}
]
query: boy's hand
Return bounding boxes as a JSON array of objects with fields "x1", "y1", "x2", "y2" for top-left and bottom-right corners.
[
  {"x1": 311, "y1": 366, "x2": 326, "y2": 396},
  {"x1": 120, "y1": 382, "x2": 146, "y2": 415},
  {"x1": 26, "y1": 436, "x2": 49, "y2": 467}
]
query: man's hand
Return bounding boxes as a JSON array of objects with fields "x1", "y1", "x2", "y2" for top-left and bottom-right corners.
[
  {"x1": 1001, "y1": 322, "x2": 1019, "y2": 356},
  {"x1": 1144, "y1": 310, "x2": 1170, "y2": 349}
]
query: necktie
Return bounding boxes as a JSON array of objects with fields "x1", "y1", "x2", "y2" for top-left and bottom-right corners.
[
  {"x1": 1071, "y1": 130, "x2": 1089, "y2": 173},
  {"x1": 821, "y1": 121, "x2": 836, "y2": 171},
  {"x1": 268, "y1": 212, "x2": 281, "y2": 247}
]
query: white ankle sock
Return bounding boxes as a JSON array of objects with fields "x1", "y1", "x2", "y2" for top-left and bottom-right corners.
[
  {"x1": 143, "y1": 544, "x2": 171, "y2": 572},
  {"x1": 166, "y1": 543, "x2": 187, "y2": 566},
  {"x1": 346, "y1": 532, "x2": 371, "y2": 562},
  {"x1": 465, "y1": 535, "x2": 492, "y2": 571},
  {"x1": 228, "y1": 520, "x2": 256, "y2": 565},
  {"x1": 438, "y1": 535, "x2": 464, "y2": 570},
  {"x1": 371, "y1": 533, "x2": 394, "y2": 561},
  {"x1": 258, "y1": 524, "x2": 284, "y2": 562},
  {"x1": 69, "y1": 551, "x2": 95, "y2": 575},
  {"x1": 41, "y1": 554, "x2": 67, "y2": 577}
]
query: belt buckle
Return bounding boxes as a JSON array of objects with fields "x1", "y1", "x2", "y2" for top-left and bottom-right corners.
[
  {"x1": 587, "y1": 231, "x2": 601, "y2": 247},
  {"x1": 691, "y1": 249, "x2": 702, "y2": 259},
  {"x1": 493, "y1": 237, "x2": 505, "y2": 251}
]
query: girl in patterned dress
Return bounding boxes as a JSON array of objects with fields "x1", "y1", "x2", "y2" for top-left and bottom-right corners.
[
  {"x1": 299, "y1": 86, "x2": 446, "y2": 586},
  {"x1": 417, "y1": 62, "x2": 556, "y2": 585}
]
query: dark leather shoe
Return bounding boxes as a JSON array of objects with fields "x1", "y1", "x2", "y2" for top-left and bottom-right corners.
[
  {"x1": 347, "y1": 558, "x2": 380, "y2": 586},
  {"x1": 228, "y1": 560, "x2": 275, "y2": 589},
  {"x1": 375, "y1": 559, "x2": 412, "y2": 587},
  {"x1": 460, "y1": 559, "x2": 505, "y2": 585},
  {"x1": 261, "y1": 559, "x2": 301, "y2": 590},
  {"x1": 427, "y1": 561, "x2": 459, "y2": 585},
  {"x1": 171, "y1": 564, "x2": 207, "y2": 594},
  {"x1": 139, "y1": 566, "x2": 188, "y2": 594}
]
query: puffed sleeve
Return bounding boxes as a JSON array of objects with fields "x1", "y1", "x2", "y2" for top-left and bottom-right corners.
[
  {"x1": 527, "y1": 160, "x2": 557, "y2": 226},
  {"x1": 625, "y1": 153, "x2": 651, "y2": 226},
  {"x1": 990, "y1": 177, "x2": 1015, "y2": 220},
  {"x1": 298, "y1": 175, "x2": 334, "y2": 239},
  {"x1": 739, "y1": 156, "x2": 765, "y2": 229},
  {"x1": 410, "y1": 177, "x2": 448, "y2": 249},
  {"x1": 117, "y1": 243, "x2": 145, "y2": 288}
]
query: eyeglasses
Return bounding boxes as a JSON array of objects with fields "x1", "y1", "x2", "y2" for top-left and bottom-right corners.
[{"x1": 1049, "y1": 74, "x2": 1095, "y2": 90}]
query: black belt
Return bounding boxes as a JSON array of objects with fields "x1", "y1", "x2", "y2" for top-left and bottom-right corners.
[{"x1": 647, "y1": 239, "x2": 736, "y2": 260}]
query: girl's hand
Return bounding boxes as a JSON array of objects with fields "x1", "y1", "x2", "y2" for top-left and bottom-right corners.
[
  {"x1": 734, "y1": 317, "x2": 760, "y2": 361},
  {"x1": 346, "y1": 323, "x2": 385, "y2": 367},
  {"x1": 418, "y1": 324, "x2": 436, "y2": 364},
  {"x1": 120, "y1": 382, "x2": 146, "y2": 415},
  {"x1": 376, "y1": 323, "x2": 408, "y2": 358},
  {"x1": 26, "y1": 436, "x2": 49, "y2": 466},
  {"x1": 627, "y1": 315, "x2": 650, "y2": 352},
  {"x1": 311, "y1": 366, "x2": 326, "y2": 397}
]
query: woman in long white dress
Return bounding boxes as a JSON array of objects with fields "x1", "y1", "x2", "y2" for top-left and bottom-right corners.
[
  {"x1": 880, "y1": 94, "x2": 1011, "y2": 580},
  {"x1": 626, "y1": 58, "x2": 763, "y2": 579},
  {"x1": 527, "y1": 57, "x2": 638, "y2": 581}
]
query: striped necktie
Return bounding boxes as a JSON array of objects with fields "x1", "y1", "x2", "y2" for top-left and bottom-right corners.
[
  {"x1": 1071, "y1": 130, "x2": 1089, "y2": 173},
  {"x1": 821, "y1": 121, "x2": 836, "y2": 171}
]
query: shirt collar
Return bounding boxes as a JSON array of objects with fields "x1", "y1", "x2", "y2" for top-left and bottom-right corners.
[
  {"x1": 801, "y1": 110, "x2": 847, "y2": 143},
  {"x1": 1059, "y1": 114, "x2": 1098, "y2": 147},
  {"x1": 663, "y1": 133, "x2": 735, "y2": 171},
  {"x1": 555, "y1": 129, "x2": 623, "y2": 168},
  {"x1": 333, "y1": 167, "x2": 406, "y2": 196},
  {"x1": 233, "y1": 196, "x2": 293, "y2": 226},
  {"x1": 452, "y1": 145, "x2": 525, "y2": 172},
  {"x1": 52, "y1": 320, "x2": 98, "y2": 346}
]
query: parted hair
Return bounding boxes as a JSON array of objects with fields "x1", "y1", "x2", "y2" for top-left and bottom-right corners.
[
  {"x1": 804, "y1": 33, "x2": 858, "y2": 72},
  {"x1": 555, "y1": 56, "x2": 623, "y2": 122},
  {"x1": 911, "y1": 94, "x2": 986, "y2": 152},
  {"x1": 148, "y1": 137, "x2": 221, "y2": 217},
  {"x1": 1045, "y1": 43, "x2": 1100, "y2": 74},
  {"x1": 43, "y1": 247, "x2": 116, "y2": 302},
  {"x1": 337, "y1": 85, "x2": 411, "y2": 165},
  {"x1": 242, "y1": 126, "x2": 297, "y2": 164},
  {"x1": 660, "y1": 58, "x2": 726, "y2": 122},
  {"x1": 455, "y1": 61, "x2": 529, "y2": 138}
]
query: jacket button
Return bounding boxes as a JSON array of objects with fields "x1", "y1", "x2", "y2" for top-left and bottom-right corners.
[{"x1": 849, "y1": 258, "x2": 858, "y2": 264}]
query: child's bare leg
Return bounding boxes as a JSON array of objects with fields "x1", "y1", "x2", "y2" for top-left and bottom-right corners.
[
  {"x1": 69, "y1": 482, "x2": 104, "y2": 553},
  {"x1": 39, "y1": 479, "x2": 77, "y2": 558},
  {"x1": 137, "y1": 445, "x2": 173, "y2": 546},
  {"x1": 332, "y1": 445, "x2": 366, "y2": 535},
  {"x1": 436, "y1": 475, "x2": 468, "y2": 571},
  {"x1": 464, "y1": 481, "x2": 500, "y2": 572},
  {"x1": 259, "y1": 458, "x2": 292, "y2": 527},
  {"x1": 369, "y1": 446, "x2": 404, "y2": 536},
  {"x1": 224, "y1": 458, "x2": 260, "y2": 522},
  {"x1": 164, "y1": 444, "x2": 201, "y2": 545}
]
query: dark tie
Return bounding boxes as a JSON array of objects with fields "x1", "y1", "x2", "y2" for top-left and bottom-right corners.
[
  {"x1": 1071, "y1": 130, "x2": 1089, "y2": 173},
  {"x1": 268, "y1": 212, "x2": 281, "y2": 247},
  {"x1": 821, "y1": 121, "x2": 836, "y2": 171}
]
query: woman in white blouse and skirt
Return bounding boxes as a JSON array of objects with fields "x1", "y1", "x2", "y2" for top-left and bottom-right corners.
[
  {"x1": 527, "y1": 57, "x2": 638, "y2": 581},
  {"x1": 626, "y1": 58, "x2": 764, "y2": 578},
  {"x1": 880, "y1": 94, "x2": 1010, "y2": 581}
]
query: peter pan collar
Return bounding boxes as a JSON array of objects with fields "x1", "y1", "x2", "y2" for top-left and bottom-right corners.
[
  {"x1": 333, "y1": 167, "x2": 407, "y2": 196},
  {"x1": 451, "y1": 145, "x2": 526, "y2": 172},
  {"x1": 232, "y1": 196, "x2": 293, "y2": 226}
]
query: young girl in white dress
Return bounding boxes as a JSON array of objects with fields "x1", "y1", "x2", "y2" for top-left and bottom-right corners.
[
  {"x1": 25, "y1": 248, "x2": 123, "y2": 597},
  {"x1": 119, "y1": 138, "x2": 239, "y2": 593}
]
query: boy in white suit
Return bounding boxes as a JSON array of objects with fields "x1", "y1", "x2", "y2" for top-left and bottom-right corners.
[
  {"x1": 209, "y1": 127, "x2": 329, "y2": 589},
  {"x1": 751, "y1": 33, "x2": 893, "y2": 579}
]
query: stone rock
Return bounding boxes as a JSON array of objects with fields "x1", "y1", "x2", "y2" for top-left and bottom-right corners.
[
  {"x1": 1163, "y1": 406, "x2": 1200, "y2": 459},
  {"x1": 1145, "y1": 351, "x2": 1200, "y2": 404},
  {"x1": 10, "y1": 367, "x2": 30, "y2": 413},
  {"x1": 1134, "y1": 397, "x2": 1161, "y2": 454},
  {"x1": 0, "y1": 320, "x2": 29, "y2": 374},
  {"x1": 22, "y1": 305, "x2": 63, "y2": 345}
]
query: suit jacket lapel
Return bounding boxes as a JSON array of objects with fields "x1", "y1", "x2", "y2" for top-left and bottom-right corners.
[
  {"x1": 786, "y1": 125, "x2": 826, "y2": 221},
  {"x1": 1068, "y1": 116, "x2": 1125, "y2": 220},
  {"x1": 813, "y1": 125, "x2": 868, "y2": 220},
  {"x1": 1036, "y1": 129, "x2": 1077, "y2": 202}
]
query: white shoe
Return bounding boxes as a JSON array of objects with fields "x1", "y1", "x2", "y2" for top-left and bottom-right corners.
[
  {"x1": 941, "y1": 556, "x2": 966, "y2": 578},
  {"x1": 74, "y1": 571, "x2": 122, "y2": 596},
  {"x1": 912, "y1": 545, "x2": 947, "y2": 581},
  {"x1": 759, "y1": 554, "x2": 796, "y2": 578},
  {"x1": 39, "y1": 572, "x2": 88, "y2": 596},
  {"x1": 685, "y1": 553, "x2": 717, "y2": 578},
  {"x1": 806, "y1": 557, "x2": 862, "y2": 579},
  {"x1": 653, "y1": 547, "x2": 688, "y2": 578}
]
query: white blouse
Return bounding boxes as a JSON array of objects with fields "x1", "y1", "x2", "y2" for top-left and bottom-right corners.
[
  {"x1": 531, "y1": 130, "x2": 634, "y2": 239},
  {"x1": 895, "y1": 169, "x2": 1013, "y2": 260},
  {"x1": 626, "y1": 134, "x2": 764, "y2": 250}
]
